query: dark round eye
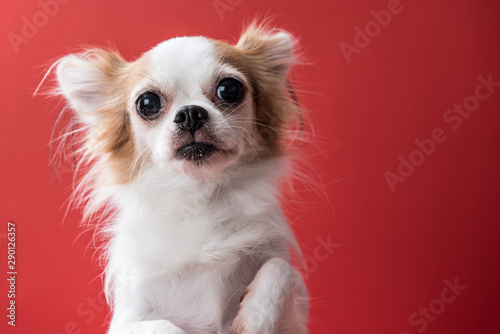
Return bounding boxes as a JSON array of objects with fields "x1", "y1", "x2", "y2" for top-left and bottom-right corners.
[
  {"x1": 136, "y1": 92, "x2": 162, "y2": 119},
  {"x1": 217, "y1": 78, "x2": 244, "y2": 104}
]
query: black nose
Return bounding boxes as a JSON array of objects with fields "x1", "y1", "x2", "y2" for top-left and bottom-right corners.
[{"x1": 173, "y1": 105, "x2": 209, "y2": 134}]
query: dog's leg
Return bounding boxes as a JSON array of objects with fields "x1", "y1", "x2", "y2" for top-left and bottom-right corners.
[
  {"x1": 229, "y1": 257, "x2": 308, "y2": 334},
  {"x1": 107, "y1": 319, "x2": 187, "y2": 334},
  {"x1": 277, "y1": 276, "x2": 309, "y2": 334}
]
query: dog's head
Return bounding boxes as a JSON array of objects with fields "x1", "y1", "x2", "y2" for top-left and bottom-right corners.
[{"x1": 56, "y1": 23, "x2": 299, "y2": 182}]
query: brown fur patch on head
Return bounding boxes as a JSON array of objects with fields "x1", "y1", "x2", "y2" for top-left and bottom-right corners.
[{"x1": 213, "y1": 22, "x2": 300, "y2": 157}]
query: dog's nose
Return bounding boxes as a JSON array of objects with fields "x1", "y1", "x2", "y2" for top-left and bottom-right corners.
[{"x1": 173, "y1": 105, "x2": 209, "y2": 134}]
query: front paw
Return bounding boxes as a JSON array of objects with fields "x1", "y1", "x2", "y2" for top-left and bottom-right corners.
[
  {"x1": 229, "y1": 300, "x2": 277, "y2": 334},
  {"x1": 150, "y1": 320, "x2": 187, "y2": 334},
  {"x1": 108, "y1": 319, "x2": 187, "y2": 334}
]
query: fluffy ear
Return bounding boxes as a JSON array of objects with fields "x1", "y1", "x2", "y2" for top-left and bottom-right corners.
[
  {"x1": 232, "y1": 24, "x2": 300, "y2": 153},
  {"x1": 236, "y1": 23, "x2": 295, "y2": 78},
  {"x1": 56, "y1": 49, "x2": 127, "y2": 126}
]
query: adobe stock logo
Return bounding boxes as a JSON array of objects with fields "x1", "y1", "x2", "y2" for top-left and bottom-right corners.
[
  {"x1": 48, "y1": 289, "x2": 107, "y2": 334},
  {"x1": 297, "y1": 235, "x2": 340, "y2": 280},
  {"x1": 7, "y1": 0, "x2": 71, "y2": 54},
  {"x1": 384, "y1": 74, "x2": 500, "y2": 193},
  {"x1": 339, "y1": 0, "x2": 418, "y2": 64},
  {"x1": 212, "y1": 0, "x2": 243, "y2": 22},
  {"x1": 399, "y1": 277, "x2": 467, "y2": 334}
]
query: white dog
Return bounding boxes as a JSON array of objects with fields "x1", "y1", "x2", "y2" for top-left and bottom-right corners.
[{"x1": 54, "y1": 22, "x2": 309, "y2": 334}]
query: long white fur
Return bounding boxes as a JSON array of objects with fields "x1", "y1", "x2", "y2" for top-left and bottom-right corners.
[{"x1": 55, "y1": 30, "x2": 308, "y2": 334}]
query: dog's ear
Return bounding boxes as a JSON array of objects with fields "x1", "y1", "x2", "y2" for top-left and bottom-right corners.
[
  {"x1": 56, "y1": 49, "x2": 127, "y2": 126},
  {"x1": 236, "y1": 23, "x2": 295, "y2": 80},
  {"x1": 234, "y1": 23, "x2": 299, "y2": 153}
]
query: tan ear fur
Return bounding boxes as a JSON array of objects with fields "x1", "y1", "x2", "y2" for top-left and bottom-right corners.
[
  {"x1": 227, "y1": 22, "x2": 300, "y2": 155},
  {"x1": 56, "y1": 49, "x2": 137, "y2": 184}
]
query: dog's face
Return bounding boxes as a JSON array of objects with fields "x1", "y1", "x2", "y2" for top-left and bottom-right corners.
[
  {"x1": 129, "y1": 36, "x2": 254, "y2": 176},
  {"x1": 56, "y1": 25, "x2": 297, "y2": 181}
]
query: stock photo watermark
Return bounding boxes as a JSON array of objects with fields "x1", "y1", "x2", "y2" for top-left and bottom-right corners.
[
  {"x1": 6, "y1": 221, "x2": 17, "y2": 327},
  {"x1": 399, "y1": 277, "x2": 467, "y2": 334},
  {"x1": 48, "y1": 288, "x2": 107, "y2": 334},
  {"x1": 7, "y1": 0, "x2": 71, "y2": 54},
  {"x1": 235, "y1": 235, "x2": 339, "y2": 333},
  {"x1": 213, "y1": 0, "x2": 243, "y2": 22},
  {"x1": 339, "y1": 0, "x2": 418, "y2": 64},
  {"x1": 298, "y1": 234, "x2": 340, "y2": 280},
  {"x1": 385, "y1": 73, "x2": 500, "y2": 192}
]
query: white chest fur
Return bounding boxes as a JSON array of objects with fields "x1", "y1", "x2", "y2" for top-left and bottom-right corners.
[{"x1": 103, "y1": 161, "x2": 295, "y2": 333}]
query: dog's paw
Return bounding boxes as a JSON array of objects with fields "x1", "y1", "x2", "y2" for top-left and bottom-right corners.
[
  {"x1": 139, "y1": 320, "x2": 187, "y2": 334},
  {"x1": 152, "y1": 320, "x2": 186, "y2": 334},
  {"x1": 228, "y1": 302, "x2": 277, "y2": 334}
]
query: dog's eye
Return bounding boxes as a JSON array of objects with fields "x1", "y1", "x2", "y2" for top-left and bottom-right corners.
[
  {"x1": 217, "y1": 78, "x2": 244, "y2": 104},
  {"x1": 136, "y1": 92, "x2": 163, "y2": 120}
]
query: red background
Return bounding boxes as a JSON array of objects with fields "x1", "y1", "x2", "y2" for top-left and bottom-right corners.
[{"x1": 1, "y1": 0, "x2": 500, "y2": 333}]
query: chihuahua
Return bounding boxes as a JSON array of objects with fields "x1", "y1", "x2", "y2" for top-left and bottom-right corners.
[{"x1": 54, "y1": 22, "x2": 308, "y2": 334}]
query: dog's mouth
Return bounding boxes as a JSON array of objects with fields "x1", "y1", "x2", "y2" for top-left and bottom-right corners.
[{"x1": 175, "y1": 142, "x2": 218, "y2": 163}]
